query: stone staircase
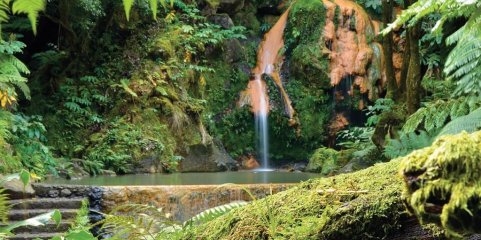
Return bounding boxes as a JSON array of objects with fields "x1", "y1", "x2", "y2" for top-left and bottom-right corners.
[{"x1": 1, "y1": 197, "x2": 84, "y2": 240}]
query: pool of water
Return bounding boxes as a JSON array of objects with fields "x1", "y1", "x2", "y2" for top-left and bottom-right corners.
[{"x1": 44, "y1": 171, "x2": 319, "y2": 186}]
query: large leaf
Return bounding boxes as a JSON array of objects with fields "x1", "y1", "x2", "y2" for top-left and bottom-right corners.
[{"x1": 0, "y1": 209, "x2": 61, "y2": 233}]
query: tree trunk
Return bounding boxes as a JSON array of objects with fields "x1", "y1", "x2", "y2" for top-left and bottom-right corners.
[
  {"x1": 406, "y1": 22, "x2": 421, "y2": 114},
  {"x1": 405, "y1": 0, "x2": 422, "y2": 114},
  {"x1": 399, "y1": 0, "x2": 411, "y2": 99},
  {"x1": 383, "y1": 0, "x2": 397, "y2": 100}
]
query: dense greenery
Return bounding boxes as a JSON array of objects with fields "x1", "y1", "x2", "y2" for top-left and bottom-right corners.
[{"x1": 1, "y1": 0, "x2": 481, "y2": 239}]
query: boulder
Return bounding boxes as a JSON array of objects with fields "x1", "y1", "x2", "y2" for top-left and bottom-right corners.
[
  {"x1": 180, "y1": 141, "x2": 238, "y2": 172},
  {"x1": 208, "y1": 14, "x2": 234, "y2": 29},
  {"x1": 217, "y1": 0, "x2": 245, "y2": 15},
  {"x1": 2, "y1": 178, "x2": 35, "y2": 199}
]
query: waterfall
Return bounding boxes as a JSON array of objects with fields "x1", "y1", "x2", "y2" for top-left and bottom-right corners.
[{"x1": 248, "y1": 8, "x2": 292, "y2": 170}]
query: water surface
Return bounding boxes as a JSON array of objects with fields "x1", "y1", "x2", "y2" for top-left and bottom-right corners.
[{"x1": 45, "y1": 171, "x2": 318, "y2": 186}]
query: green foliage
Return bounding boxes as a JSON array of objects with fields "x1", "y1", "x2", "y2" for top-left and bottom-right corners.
[
  {"x1": 0, "y1": 37, "x2": 30, "y2": 108},
  {"x1": 123, "y1": 0, "x2": 175, "y2": 21},
  {"x1": 0, "y1": 0, "x2": 46, "y2": 34},
  {"x1": 306, "y1": 147, "x2": 339, "y2": 175},
  {"x1": 187, "y1": 201, "x2": 248, "y2": 226},
  {"x1": 99, "y1": 203, "x2": 180, "y2": 239},
  {"x1": 365, "y1": 98, "x2": 395, "y2": 127},
  {"x1": 384, "y1": 0, "x2": 481, "y2": 98},
  {"x1": 437, "y1": 107, "x2": 481, "y2": 137},
  {"x1": 384, "y1": 131, "x2": 434, "y2": 159},
  {"x1": 0, "y1": 188, "x2": 9, "y2": 224},
  {"x1": 8, "y1": 114, "x2": 57, "y2": 175},
  {"x1": 402, "y1": 97, "x2": 481, "y2": 133},
  {"x1": 336, "y1": 127, "x2": 374, "y2": 150}
]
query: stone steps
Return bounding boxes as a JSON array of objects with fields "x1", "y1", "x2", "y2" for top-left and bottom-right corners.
[
  {"x1": 9, "y1": 198, "x2": 83, "y2": 210},
  {"x1": 8, "y1": 209, "x2": 78, "y2": 221},
  {"x1": 5, "y1": 232, "x2": 64, "y2": 240},
  {"x1": 4, "y1": 197, "x2": 85, "y2": 239},
  {"x1": 0, "y1": 221, "x2": 72, "y2": 234}
]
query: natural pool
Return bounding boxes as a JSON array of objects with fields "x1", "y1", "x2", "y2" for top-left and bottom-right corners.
[{"x1": 44, "y1": 171, "x2": 318, "y2": 186}]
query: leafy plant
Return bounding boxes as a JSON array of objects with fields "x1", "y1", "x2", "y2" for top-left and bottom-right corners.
[
  {"x1": 365, "y1": 98, "x2": 395, "y2": 127},
  {"x1": 383, "y1": 0, "x2": 481, "y2": 98},
  {"x1": 0, "y1": 37, "x2": 30, "y2": 108},
  {"x1": 336, "y1": 127, "x2": 374, "y2": 150},
  {"x1": 0, "y1": 0, "x2": 46, "y2": 34},
  {"x1": 402, "y1": 97, "x2": 481, "y2": 133},
  {"x1": 437, "y1": 107, "x2": 481, "y2": 138},
  {"x1": 384, "y1": 131, "x2": 434, "y2": 158},
  {"x1": 187, "y1": 201, "x2": 248, "y2": 226}
]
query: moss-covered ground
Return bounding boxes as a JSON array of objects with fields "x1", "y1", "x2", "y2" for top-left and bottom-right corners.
[{"x1": 184, "y1": 159, "x2": 409, "y2": 239}]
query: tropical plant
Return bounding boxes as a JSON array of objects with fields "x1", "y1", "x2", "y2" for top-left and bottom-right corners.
[
  {"x1": 336, "y1": 127, "x2": 374, "y2": 150},
  {"x1": 437, "y1": 107, "x2": 481, "y2": 137},
  {"x1": 384, "y1": 0, "x2": 481, "y2": 98},
  {"x1": 0, "y1": 37, "x2": 30, "y2": 109},
  {"x1": 0, "y1": 0, "x2": 46, "y2": 34},
  {"x1": 384, "y1": 130, "x2": 434, "y2": 158},
  {"x1": 402, "y1": 97, "x2": 481, "y2": 133},
  {"x1": 365, "y1": 98, "x2": 395, "y2": 127}
]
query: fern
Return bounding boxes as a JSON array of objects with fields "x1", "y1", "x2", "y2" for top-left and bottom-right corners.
[
  {"x1": 383, "y1": 0, "x2": 481, "y2": 99},
  {"x1": 99, "y1": 203, "x2": 179, "y2": 239},
  {"x1": 384, "y1": 131, "x2": 434, "y2": 158},
  {"x1": 0, "y1": 0, "x2": 47, "y2": 35},
  {"x1": 186, "y1": 201, "x2": 248, "y2": 226},
  {"x1": 437, "y1": 107, "x2": 481, "y2": 137},
  {"x1": 123, "y1": 0, "x2": 172, "y2": 21},
  {"x1": 402, "y1": 97, "x2": 481, "y2": 133},
  {"x1": 0, "y1": 188, "x2": 10, "y2": 224}
]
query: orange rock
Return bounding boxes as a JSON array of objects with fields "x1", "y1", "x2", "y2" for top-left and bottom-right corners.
[{"x1": 242, "y1": 156, "x2": 260, "y2": 169}]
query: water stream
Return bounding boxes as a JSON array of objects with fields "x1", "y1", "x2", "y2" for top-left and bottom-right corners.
[{"x1": 248, "y1": 9, "x2": 292, "y2": 169}]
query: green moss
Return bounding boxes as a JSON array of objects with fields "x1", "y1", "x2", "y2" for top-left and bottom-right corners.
[
  {"x1": 399, "y1": 130, "x2": 481, "y2": 238},
  {"x1": 184, "y1": 159, "x2": 411, "y2": 239},
  {"x1": 306, "y1": 147, "x2": 339, "y2": 175}
]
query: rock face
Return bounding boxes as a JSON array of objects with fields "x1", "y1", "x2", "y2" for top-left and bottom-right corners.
[{"x1": 180, "y1": 141, "x2": 237, "y2": 172}]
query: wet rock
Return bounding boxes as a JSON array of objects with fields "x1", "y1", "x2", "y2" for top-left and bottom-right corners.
[
  {"x1": 180, "y1": 140, "x2": 237, "y2": 172},
  {"x1": 208, "y1": 14, "x2": 234, "y2": 29},
  {"x1": 2, "y1": 178, "x2": 35, "y2": 199},
  {"x1": 223, "y1": 39, "x2": 243, "y2": 63}
]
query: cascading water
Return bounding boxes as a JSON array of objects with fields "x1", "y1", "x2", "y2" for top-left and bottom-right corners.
[{"x1": 247, "y1": 9, "x2": 292, "y2": 170}]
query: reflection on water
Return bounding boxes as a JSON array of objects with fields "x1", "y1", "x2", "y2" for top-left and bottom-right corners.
[{"x1": 44, "y1": 171, "x2": 318, "y2": 186}]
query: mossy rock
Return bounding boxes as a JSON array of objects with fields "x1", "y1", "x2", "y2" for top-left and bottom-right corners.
[
  {"x1": 399, "y1": 130, "x2": 481, "y2": 238},
  {"x1": 183, "y1": 159, "x2": 425, "y2": 239},
  {"x1": 306, "y1": 147, "x2": 339, "y2": 175}
]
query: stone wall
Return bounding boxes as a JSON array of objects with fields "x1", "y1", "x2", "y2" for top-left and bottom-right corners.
[
  {"x1": 33, "y1": 183, "x2": 294, "y2": 222},
  {"x1": 101, "y1": 184, "x2": 293, "y2": 221}
]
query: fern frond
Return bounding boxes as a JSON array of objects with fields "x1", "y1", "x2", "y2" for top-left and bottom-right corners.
[
  {"x1": 186, "y1": 201, "x2": 248, "y2": 226},
  {"x1": 11, "y1": 0, "x2": 46, "y2": 34},
  {"x1": 0, "y1": 188, "x2": 10, "y2": 224},
  {"x1": 384, "y1": 131, "x2": 434, "y2": 158},
  {"x1": 437, "y1": 107, "x2": 481, "y2": 137},
  {"x1": 402, "y1": 98, "x2": 481, "y2": 133},
  {"x1": 12, "y1": 81, "x2": 29, "y2": 99}
]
